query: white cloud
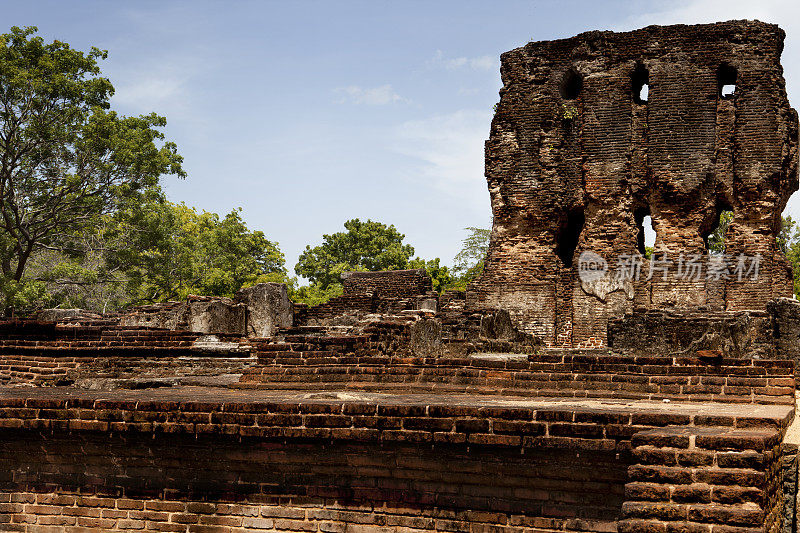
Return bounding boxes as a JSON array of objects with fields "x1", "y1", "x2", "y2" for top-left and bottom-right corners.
[
  {"x1": 108, "y1": 52, "x2": 211, "y2": 120},
  {"x1": 113, "y1": 75, "x2": 184, "y2": 110},
  {"x1": 616, "y1": 0, "x2": 798, "y2": 29},
  {"x1": 394, "y1": 109, "x2": 491, "y2": 213},
  {"x1": 427, "y1": 50, "x2": 497, "y2": 71},
  {"x1": 334, "y1": 84, "x2": 406, "y2": 105}
]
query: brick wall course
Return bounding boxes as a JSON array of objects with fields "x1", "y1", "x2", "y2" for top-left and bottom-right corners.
[{"x1": 242, "y1": 352, "x2": 796, "y2": 405}]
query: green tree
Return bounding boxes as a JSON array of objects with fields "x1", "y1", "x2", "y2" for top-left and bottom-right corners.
[
  {"x1": 707, "y1": 211, "x2": 733, "y2": 254},
  {"x1": 116, "y1": 201, "x2": 287, "y2": 303},
  {"x1": 780, "y1": 216, "x2": 800, "y2": 297},
  {"x1": 0, "y1": 26, "x2": 184, "y2": 312},
  {"x1": 291, "y1": 283, "x2": 344, "y2": 307},
  {"x1": 778, "y1": 215, "x2": 797, "y2": 255},
  {"x1": 451, "y1": 227, "x2": 490, "y2": 289},
  {"x1": 22, "y1": 194, "x2": 288, "y2": 310},
  {"x1": 23, "y1": 218, "x2": 130, "y2": 312},
  {"x1": 295, "y1": 219, "x2": 415, "y2": 289},
  {"x1": 706, "y1": 213, "x2": 800, "y2": 297},
  {"x1": 408, "y1": 257, "x2": 452, "y2": 293}
]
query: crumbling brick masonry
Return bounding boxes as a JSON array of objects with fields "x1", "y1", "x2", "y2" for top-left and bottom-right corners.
[{"x1": 469, "y1": 20, "x2": 800, "y2": 348}]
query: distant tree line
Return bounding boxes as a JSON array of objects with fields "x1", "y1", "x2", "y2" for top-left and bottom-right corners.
[{"x1": 0, "y1": 27, "x2": 490, "y2": 314}]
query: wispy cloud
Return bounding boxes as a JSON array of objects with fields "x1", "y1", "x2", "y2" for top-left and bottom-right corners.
[
  {"x1": 616, "y1": 0, "x2": 798, "y2": 29},
  {"x1": 108, "y1": 50, "x2": 212, "y2": 121},
  {"x1": 113, "y1": 74, "x2": 185, "y2": 110},
  {"x1": 394, "y1": 109, "x2": 491, "y2": 213},
  {"x1": 334, "y1": 84, "x2": 406, "y2": 105},
  {"x1": 427, "y1": 50, "x2": 497, "y2": 71}
]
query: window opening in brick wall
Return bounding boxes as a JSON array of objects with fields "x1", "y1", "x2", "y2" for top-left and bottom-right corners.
[{"x1": 556, "y1": 209, "x2": 585, "y2": 266}]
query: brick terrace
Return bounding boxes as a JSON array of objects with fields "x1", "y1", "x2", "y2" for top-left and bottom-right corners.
[{"x1": 0, "y1": 381, "x2": 795, "y2": 533}]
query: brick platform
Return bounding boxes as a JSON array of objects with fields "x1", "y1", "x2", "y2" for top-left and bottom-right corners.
[{"x1": 0, "y1": 385, "x2": 794, "y2": 533}]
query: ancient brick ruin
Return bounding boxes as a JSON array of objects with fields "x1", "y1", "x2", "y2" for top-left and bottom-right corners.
[
  {"x1": 470, "y1": 20, "x2": 799, "y2": 348},
  {"x1": 2, "y1": 19, "x2": 800, "y2": 533}
]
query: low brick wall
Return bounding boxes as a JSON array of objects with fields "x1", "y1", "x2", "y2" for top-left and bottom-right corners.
[
  {"x1": 243, "y1": 351, "x2": 796, "y2": 405},
  {"x1": 0, "y1": 388, "x2": 793, "y2": 532},
  {"x1": 341, "y1": 269, "x2": 432, "y2": 298},
  {"x1": 0, "y1": 432, "x2": 628, "y2": 532},
  {"x1": 0, "y1": 354, "x2": 255, "y2": 387},
  {"x1": 0, "y1": 320, "x2": 206, "y2": 349},
  {"x1": 0, "y1": 320, "x2": 250, "y2": 386}
]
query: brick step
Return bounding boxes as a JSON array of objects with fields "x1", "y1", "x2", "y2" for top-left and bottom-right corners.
[
  {"x1": 278, "y1": 325, "x2": 358, "y2": 337},
  {"x1": 620, "y1": 426, "x2": 782, "y2": 532},
  {"x1": 238, "y1": 361, "x2": 794, "y2": 405},
  {"x1": 0, "y1": 346, "x2": 253, "y2": 358},
  {"x1": 234, "y1": 378, "x2": 794, "y2": 409},
  {"x1": 255, "y1": 342, "x2": 304, "y2": 352},
  {"x1": 282, "y1": 334, "x2": 369, "y2": 343}
]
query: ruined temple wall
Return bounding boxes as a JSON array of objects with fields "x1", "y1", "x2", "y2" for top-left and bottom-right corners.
[
  {"x1": 469, "y1": 21, "x2": 799, "y2": 347},
  {"x1": 341, "y1": 269, "x2": 432, "y2": 298}
]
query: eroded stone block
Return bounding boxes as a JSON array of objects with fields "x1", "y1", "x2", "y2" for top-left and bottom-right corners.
[{"x1": 234, "y1": 283, "x2": 293, "y2": 337}]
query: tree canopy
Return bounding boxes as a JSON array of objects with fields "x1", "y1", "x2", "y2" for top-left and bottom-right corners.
[
  {"x1": 114, "y1": 201, "x2": 286, "y2": 303},
  {"x1": 448, "y1": 226, "x2": 489, "y2": 289},
  {"x1": 779, "y1": 216, "x2": 800, "y2": 297},
  {"x1": 0, "y1": 26, "x2": 184, "y2": 311},
  {"x1": 22, "y1": 197, "x2": 288, "y2": 310},
  {"x1": 295, "y1": 218, "x2": 415, "y2": 289},
  {"x1": 707, "y1": 211, "x2": 733, "y2": 254}
]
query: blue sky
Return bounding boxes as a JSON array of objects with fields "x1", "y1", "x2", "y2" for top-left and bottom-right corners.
[{"x1": 4, "y1": 0, "x2": 800, "y2": 272}]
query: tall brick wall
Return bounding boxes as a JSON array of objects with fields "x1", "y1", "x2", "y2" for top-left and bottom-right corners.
[{"x1": 469, "y1": 21, "x2": 800, "y2": 347}]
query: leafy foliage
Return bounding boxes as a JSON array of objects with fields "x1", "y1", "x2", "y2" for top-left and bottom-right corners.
[
  {"x1": 450, "y1": 227, "x2": 490, "y2": 289},
  {"x1": 707, "y1": 211, "x2": 733, "y2": 254},
  {"x1": 780, "y1": 216, "x2": 800, "y2": 297},
  {"x1": 706, "y1": 213, "x2": 800, "y2": 297},
  {"x1": 408, "y1": 257, "x2": 453, "y2": 293},
  {"x1": 291, "y1": 283, "x2": 344, "y2": 307},
  {"x1": 113, "y1": 201, "x2": 287, "y2": 303},
  {"x1": 295, "y1": 219, "x2": 415, "y2": 289},
  {"x1": 20, "y1": 195, "x2": 288, "y2": 311},
  {"x1": 0, "y1": 26, "x2": 184, "y2": 311}
]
